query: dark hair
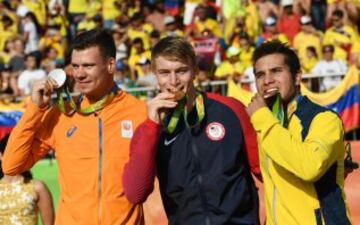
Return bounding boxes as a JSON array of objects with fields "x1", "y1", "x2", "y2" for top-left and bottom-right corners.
[
  {"x1": 239, "y1": 31, "x2": 250, "y2": 40},
  {"x1": 154, "y1": 2, "x2": 165, "y2": 13},
  {"x1": 132, "y1": 37, "x2": 144, "y2": 46},
  {"x1": 25, "y1": 51, "x2": 41, "y2": 68},
  {"x1": 69, "y1": 28, "x2": 116, "y2": 60},
  {"x1": 25, "y1": 12, "x2": 42, "y2": 36},
  {"x1": 332, "y1": 9, "x2": 344, "y2": 18},
  {"x1": 322, "y1": 44, "x2": 334, "y2": 53},
  {"x1": 93, "y1": 14, "x2": 103, "y2": 23},
  {"x1": 0, "y1": 134, "x2": 32, "y2": 180},
  {"x1": 1, "y1": 15, "x2": 14, "y2": 26},
  {"x1": 252, "y1": 40, "x2": 301, "y2": 79},
  {"x1": 1, "y1": 1, "x2": 12, "y2": 10},
  {"x1": 44, "y1": 46, "x2": 58, "y2": 56},
  {"x1": 151, "y1": 37, "x2": 198, "y2": 73},
  {"x1": 150, "y1": 29, "x2": 161, "y2": 39},
  {"x1": 131, "y1": 12, "x2": 143, "y2": 22},
  {"x1": 306, "y1": 46, "x2": 318, "y2": 58}
]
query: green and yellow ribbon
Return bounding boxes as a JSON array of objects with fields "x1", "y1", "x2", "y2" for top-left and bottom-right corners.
[
  {"x1": 166, "y1": 92, "x2": 205, "y2": 133},
  {"x1": 56, "y1": 84, "x2": 118, "y2": 116},
  {"x1": 271, "y1": 94, "x2": 285, "y2": 126}
]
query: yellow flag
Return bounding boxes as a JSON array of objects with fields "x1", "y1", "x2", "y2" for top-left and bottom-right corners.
[{"x1": 227, "y1": 79, "x2": 255, "y2": 106}]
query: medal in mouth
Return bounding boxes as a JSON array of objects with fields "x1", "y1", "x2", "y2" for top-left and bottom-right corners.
[
  {"x1": 263, "y1": 88, "x2": 279, "y2": 99},
  {"x1": 172, "y1": 90, "x2": 186, "y2": 101},
  {"x1": 168, "y1": 86, "x2": 186, "y2": 101},
  {"x1": 264, "y1": 88, "x2": 280, "y2": 108}
]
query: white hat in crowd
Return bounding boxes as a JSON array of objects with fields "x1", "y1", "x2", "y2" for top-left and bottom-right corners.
[
  {"x1": 265, "y1": 17, "x2": 277, "y2": 26},
  {"x1": 164, "y1": 16, "x2": 176, "y2": 25},
  {"x1": 16, "y1": 5, "x2": 29, "y2": 17},
  {"x1": 281, "y1": 0, "x2": 294, "y2": 7},
  {"x1": 300, "y1": 15, "x2": 312, "y2": 25}
]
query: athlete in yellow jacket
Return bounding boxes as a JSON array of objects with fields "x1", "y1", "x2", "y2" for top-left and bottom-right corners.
[
  {"x1": 2, "y1": 29, "x2": 147, "y2": 225},
  {"x1": 247, "y1": 41, "x2": 352, "y2": 225}
]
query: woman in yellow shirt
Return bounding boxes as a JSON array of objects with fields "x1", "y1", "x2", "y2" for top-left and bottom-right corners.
[
  {"x1": 302, "y1": 46, "x2": 319, "y2": 90},
  {"x1": 302, "y1": 46, "x2": 319, "y2": 73}
]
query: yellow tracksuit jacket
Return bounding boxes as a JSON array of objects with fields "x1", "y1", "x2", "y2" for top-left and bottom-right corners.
[{"x1": 250, "y1": 96, "x2": 352, "y2": 225}]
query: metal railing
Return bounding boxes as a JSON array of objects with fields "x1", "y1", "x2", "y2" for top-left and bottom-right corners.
[
  {"x1": 123, "y1": 73, "x2": 346, "y2": 94},
  {"x1": 1, "y1": 73, "x2": 358, "y2": 139},
  {"x1": 122, "y1": 73, "x2": 359, "y2": 140}
]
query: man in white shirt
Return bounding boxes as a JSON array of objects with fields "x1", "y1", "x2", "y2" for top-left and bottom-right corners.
[
  {"x1": 311, "y1": 44, "x2": 348, "y2": 91},
  {"x1": 17, "y1": 52, "x2": 46, "y2": 96}
]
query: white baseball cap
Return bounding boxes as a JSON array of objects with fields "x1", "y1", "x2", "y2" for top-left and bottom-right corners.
[
  {"x1": 265, "y1": 17, "x2": 276, "y2": 26},
  {"x1": 300, "y1": 15, "x2": 312, "y2": 25},
  {"x1": 164, "y1": 16, "x2": 176, "y2": 25},
  {"x1": 16, "y1": 5, "x2": 29, "y2": 17},
  {"x1": 281, "y1": 0, "x2": 293, "y2": 6}
]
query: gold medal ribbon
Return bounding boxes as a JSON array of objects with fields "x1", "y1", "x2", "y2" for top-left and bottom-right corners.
[
  {"x1": 166, "y1": 92, "x2": 205, "y2": 133},
  {"x1": 57, "y1": 84, "x2": 118, "y2": 116}
]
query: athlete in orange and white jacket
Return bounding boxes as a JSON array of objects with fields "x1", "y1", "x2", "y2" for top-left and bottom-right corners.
[{"x1": 3, "y1": 29, "x2": 148, "y2": 225}]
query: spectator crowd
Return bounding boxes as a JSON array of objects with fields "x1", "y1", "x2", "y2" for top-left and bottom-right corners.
[{"x1": 1, "y1": 0, "x2": 360, "y2": 100}]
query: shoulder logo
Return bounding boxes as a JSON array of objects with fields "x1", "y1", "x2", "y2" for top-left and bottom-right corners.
[
  {"x1": 206, "y1": 122, "x2": 225, "y2": 141},
  {"x1": 66, "y1": 126, "x2": 77, "y2": 138},
  {"x1": 164, "y1": 134, "x2": 179, "y2": 146},
  {"x1": 121, "y1": 120, "x2": 133, "y2": 138}
]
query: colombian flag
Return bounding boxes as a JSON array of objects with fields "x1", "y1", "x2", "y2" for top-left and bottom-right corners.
[
  {"x1": 227, "y1": 66, "x2": 360, "y2": 132},
  {"x1": 301, "y1": 65, "x2": 360, "y2": 132},
  {"x1": 0, "y1": 100, "x2": 25, "y2": 140}
]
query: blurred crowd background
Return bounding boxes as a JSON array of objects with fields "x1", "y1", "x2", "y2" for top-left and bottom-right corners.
[
  {"x1": 1, "y1": 0, "x2": 360, "y2": 100},
  {"x1": 1, "y1": 2, "x2": 360, "y2": 224}
]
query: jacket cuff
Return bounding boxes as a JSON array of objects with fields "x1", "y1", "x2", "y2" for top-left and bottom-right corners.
[{"x1": 144, "y1": 118, "x2": 161, "y2": 131}]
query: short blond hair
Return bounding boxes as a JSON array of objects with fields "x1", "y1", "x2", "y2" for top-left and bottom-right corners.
[{"x1": 151, "y1": 37, "x2": 198, "y2": 74}]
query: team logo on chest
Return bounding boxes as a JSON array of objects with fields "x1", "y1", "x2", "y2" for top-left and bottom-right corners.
[
  {"x1": 206, "y1": 122, "x2": 225, "y2": 141},
  {"x1": 121, "y1": 120, "x2": 133, "y2": 138}
]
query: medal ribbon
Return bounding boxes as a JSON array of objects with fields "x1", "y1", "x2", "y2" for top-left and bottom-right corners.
[
  {"x1": 166, "y1": 92, "x2": 205, "y2": 133},
  {"x1": 271, "y1": 94, "x2": 285, "y2": 126},
  {"x1": 184, "y1": 92, "x2": 205, "y2": 130},
  {"x1": 57, "y1": 84, "x2": 118, "y2": 115},
  {"x1": 272, "y1": 94, "x2": 303, "y2": 127}
]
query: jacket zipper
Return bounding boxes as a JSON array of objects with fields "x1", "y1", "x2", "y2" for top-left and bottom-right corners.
[
  {"x1": 272, "y1": 185, "x2": 277, "y2": 225},
  {"x1": 98, "y1": 118, "x2": 103, "y2": 225},
  {"x1": 190, "y1": 141, "x2": 211, "y2": 225},
  {"x1": 265, "y1": 156, "x2": 277, "y2": 225}
]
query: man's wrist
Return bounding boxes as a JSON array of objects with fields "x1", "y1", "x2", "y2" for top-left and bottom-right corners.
[
  {"x1": 147, "y1": 115, "x2": 160, "y2": 125},
  {"x1": 145, "y1": 118, "x2": 161, "y2": 128}
]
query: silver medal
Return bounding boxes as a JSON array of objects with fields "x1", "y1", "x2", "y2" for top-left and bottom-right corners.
[{"x1": 48, "y1": 69, "x2": 66, "y2": 87}]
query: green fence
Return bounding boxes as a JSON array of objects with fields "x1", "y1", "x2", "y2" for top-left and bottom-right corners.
[{"x1": 31, "y1": 159, "x2": 59, "y2": 225}]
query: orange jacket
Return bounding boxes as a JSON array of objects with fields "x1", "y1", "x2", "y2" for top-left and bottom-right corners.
[{"x1": 3, "y1": 90, "x2": 147, "y2": 225}]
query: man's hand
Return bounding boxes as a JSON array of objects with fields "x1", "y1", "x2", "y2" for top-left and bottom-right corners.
[
  {"x1": 147, "y1": 92, "x2": 178, "y2": 124},
  {"x1": 246, "y1": 93, "x2": 267, "y2": 117},
  {"x1": 31, "y1": 78, "x2": 58, "y2": 108}
]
